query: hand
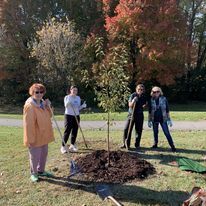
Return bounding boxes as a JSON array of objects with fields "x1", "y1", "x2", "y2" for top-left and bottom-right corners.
[
  {"x1": 81, "y1": 101, "x2": 87, "y2": 109},
  {"x1": 167, "y1": 119, "x2": 173, "y2": 127},
  {"x1": 148, "y1": 121, "x2": 153, "y2": 128},
  {"x1": 44, "y1": 99, "x2": 51, "y2": 107}
]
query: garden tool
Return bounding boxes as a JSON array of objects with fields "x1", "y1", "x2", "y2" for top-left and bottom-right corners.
[
  {"x1": 49, "y1": 106, "x2": 79, "y2": 176},
  {"x1": 125, "y1": 101, "x2": 136, "y2": 149},
  {"x1": 70, "y1": 103, "x2": 88, "y2": 149},
  {"x1": 96, "y1": 184, "x2": 123, "y2": 206}
]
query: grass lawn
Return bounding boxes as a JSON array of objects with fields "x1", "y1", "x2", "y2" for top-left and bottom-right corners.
[
  {"x1": 0, "y1": 101, "x2": 206, "y2": 121},
  {"x1": 0, "y1": 126, "x2": 206, "y2": 206}
]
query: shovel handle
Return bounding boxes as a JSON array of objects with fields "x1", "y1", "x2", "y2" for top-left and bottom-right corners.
[
  {"x1": 125, "y1": 101, "x2": 136, "y2": 149},
  {"x1": 108, "y1": 196, "x2": 123, "y2": 206},
  {"x1": 70, "y1": 103, "x2": 88, "y2": 148}
]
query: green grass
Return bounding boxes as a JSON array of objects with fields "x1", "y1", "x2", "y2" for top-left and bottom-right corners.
[
  {"x1": 0, "y1": 126, "x2": 206, "y2": 206},
  {"x1": 0, "y1": 101, "x2": 206, "y2": 121}
]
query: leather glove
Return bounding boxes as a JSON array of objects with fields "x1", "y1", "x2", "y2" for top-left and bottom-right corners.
[
  {"x1": 167, "y1": 119, "x2": 173, "y2": 127},
  {"x1": 148, "y1": 121, "x2": 153, "y2": 128}
]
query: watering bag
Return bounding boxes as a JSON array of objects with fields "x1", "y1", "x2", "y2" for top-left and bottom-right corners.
[{"x1": 177, "y1": 158, "x2": 206, "y2": 173}]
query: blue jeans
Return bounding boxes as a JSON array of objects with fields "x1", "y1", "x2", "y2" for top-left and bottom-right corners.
[{"x1": 152, "y1": 122, "x2": 175, "y2": 148}]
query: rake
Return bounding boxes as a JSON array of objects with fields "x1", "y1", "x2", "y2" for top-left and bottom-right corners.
[
  {"x1": 70, "y1": 103, "x2": 88, "y2": 149},
  {"x1": 49, "y1": 106, "x2": 79, "y2": 176}
]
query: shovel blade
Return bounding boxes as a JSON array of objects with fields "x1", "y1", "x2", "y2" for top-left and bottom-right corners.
[
  {"x1": 96, "y1": 184, "x2": 112, "y2": 200},
  {"x1": 70, "y1": 160, "x2": 79, "y2": 175}
]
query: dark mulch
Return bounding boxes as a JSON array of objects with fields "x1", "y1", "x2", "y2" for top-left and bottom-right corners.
[{"x1": 76, "y1": 150, "x2": 155, "y2": 183}]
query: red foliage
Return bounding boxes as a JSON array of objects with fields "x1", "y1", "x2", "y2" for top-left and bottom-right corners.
[{"x1": 102, "y1": 0, "x2": 190, "y2": 85}]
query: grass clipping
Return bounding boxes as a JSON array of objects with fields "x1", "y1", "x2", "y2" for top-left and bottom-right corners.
[{"x1": 76, "y1": 150, "x2": 155, "y2": 183}]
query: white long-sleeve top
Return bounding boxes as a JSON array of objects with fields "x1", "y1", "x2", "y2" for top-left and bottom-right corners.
[{"x1": 64, "y1": 95, "x2": 83, "y2": 116}]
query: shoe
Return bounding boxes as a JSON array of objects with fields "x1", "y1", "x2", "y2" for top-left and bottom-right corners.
[
  {"x1": 171, "y1": 147, "x2": 176, "y2": 152},
  {"x1": 38, "y1": 171, "x2": 54, "y2": 177},
  {"x1": 151, "y1": 144, "x2": 158, "y2": 148},
  {"x1": 120, "y1": 145, "x2": 126, "y2": 149},
  {"x1": 135, "y1": 143, "x2": 140, "y2": 149},
  {"x1": 60, "y1": 146, "x2": 67, "y2": 154},
  {"x1": 69, "y1": 144, "x2": 78, "y2": 152},
  {"x1": 30, "y1": 174, "x2": 39, "y2": 182}
]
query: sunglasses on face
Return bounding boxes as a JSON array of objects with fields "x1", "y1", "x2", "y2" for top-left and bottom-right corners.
[
  {"x1": 153, "y1": 91, "x2": 160, "y2": 94},
  {"x1": 35, "y1": 91, "x2": 44, "y2": 94}
]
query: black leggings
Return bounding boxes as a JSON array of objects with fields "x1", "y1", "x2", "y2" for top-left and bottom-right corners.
[
  {"x1": 123, "y1": 113, "x2": 144, "y2": 147},
  {"x1": 62, "y1": 114, "x2": 80, "y2": 146}
]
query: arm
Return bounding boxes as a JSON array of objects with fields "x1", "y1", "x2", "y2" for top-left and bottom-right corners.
[
  {"x1": 128, "y1": 94, "x2": 136, "y2": 108},
  {"x1": 148, "y1": 99, "x2": 153, "y2": 123},
  {"x1": 64, "y1": 95, "x2": 72, "y2": 108},
  {"x1": 165, "y1": 99, "x2": 170, "y2": 119},
  {"x1": 23, "y1": 106, "x2": 36, "y2": 146},
  {"x1": 142, "y1": 96, "x2": 148, "y2": 109}
]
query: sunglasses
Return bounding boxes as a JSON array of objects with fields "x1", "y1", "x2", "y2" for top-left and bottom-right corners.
[
  {"x1": 35, "y1": 91, "x2": 44, "y2": 94},
  {"x1": 153, "y1": 91, "x2": 160, "y2": 93}
]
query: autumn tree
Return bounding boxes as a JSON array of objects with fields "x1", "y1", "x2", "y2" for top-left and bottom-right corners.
[
  {"x1": 0, "y1": 0, "x2": 63, "y2": 103},
  {"x1": 103, "y1": 0, "x2": 189, "y2": 85},
  {"x1": 31, "y1": 18, "x2": 83, "y2": 100}
]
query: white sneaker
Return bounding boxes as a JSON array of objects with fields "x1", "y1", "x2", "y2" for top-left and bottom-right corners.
[
  {"x1": 69, "y1": 144, "x2": 78, "y2": 152},
  {"x1": 60, "y1": 146, "x2": 67, "y2": 154}
]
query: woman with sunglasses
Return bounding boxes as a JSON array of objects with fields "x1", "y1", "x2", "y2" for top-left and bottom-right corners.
[
  {"x1": 121, "y1": 84, "x2": 147, "y2": 149},
  {"x1": 23, "y1": 83, "x2": 54, "y2": 182},
  {"x1": 148, "y1": 86, "x2": 176, "y2": 152},
  {"x1": 61, "y1": 85, "x2": 86, "y2": 154}
]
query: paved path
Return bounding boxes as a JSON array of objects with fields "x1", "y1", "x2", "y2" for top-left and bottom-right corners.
[{"x1": 0, "y1": 118, "x2": 206, "y2": 130}]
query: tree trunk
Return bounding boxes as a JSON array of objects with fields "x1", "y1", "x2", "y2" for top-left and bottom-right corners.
[{"x1": 107, "y1": 111, "x2": 110, "y2": 166}]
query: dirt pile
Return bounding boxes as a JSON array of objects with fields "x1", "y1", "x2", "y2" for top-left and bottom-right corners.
[{"x1": 76, "y1": 150, "x2": 155, "y2": 183}]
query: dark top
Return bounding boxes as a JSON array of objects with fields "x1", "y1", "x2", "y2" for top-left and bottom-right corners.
[{"x1": 129, "y1": 93, "x2": 147, "y2": 115}]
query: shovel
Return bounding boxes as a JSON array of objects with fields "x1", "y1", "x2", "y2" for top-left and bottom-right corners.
[
  {"x1": 70, "y1": 103, "x2": 88, "y2": 149},
  {"x1": 96, "y1": 184, "x2": 123, "y2": 206},
  {"x1": 125, "y1": 101, "x2": 136, "y2": 150},
  {"x1": 49, "y1": 106, "x2": 79, "y2": 176}
]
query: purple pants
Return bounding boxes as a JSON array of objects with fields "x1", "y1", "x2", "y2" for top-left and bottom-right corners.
[{"x1": 28, "y1": 144, "x2": 48, "y2": 174}]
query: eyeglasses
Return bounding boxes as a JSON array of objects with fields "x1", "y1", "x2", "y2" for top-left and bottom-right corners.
[
  {"x1": 153, "y1": 91, "x2": 160, "y2": 94},
  {"x1": 35, "y1": 91, "x2": 44, "y2": 94},
  {"x1": 137, "y1": 88, "x2": 143, "y2": 91}
]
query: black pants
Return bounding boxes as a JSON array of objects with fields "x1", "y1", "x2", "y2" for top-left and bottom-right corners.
[
  {"x1": 123, "y1": 113, "x2": 144, "y2": 147},
  {"x1": 62, "y1": 114, "x2": 80, "y2": 146}
]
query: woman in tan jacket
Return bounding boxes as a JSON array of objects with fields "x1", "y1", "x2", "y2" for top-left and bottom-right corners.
[{"x1": 23, "y1": 83, "x2": 54, "y2": 182}]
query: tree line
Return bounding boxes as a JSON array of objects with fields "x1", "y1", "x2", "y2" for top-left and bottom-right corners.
[{"x1": 0, "y1": 0, "x2": 206, "y2": 106}]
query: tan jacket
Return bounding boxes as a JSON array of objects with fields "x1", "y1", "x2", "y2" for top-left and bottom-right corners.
[{"x1": 23, "y1": 98, "x2": 54, "y2": 147}]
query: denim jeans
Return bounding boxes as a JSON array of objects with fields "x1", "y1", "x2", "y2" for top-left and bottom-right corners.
[{"x1": 152, "y1": 121, "x2": 174, "y2": 147}]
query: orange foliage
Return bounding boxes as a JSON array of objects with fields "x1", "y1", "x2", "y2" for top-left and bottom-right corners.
[{"x1": 103, "y1": 0, "x2": 190, "y2": 85}]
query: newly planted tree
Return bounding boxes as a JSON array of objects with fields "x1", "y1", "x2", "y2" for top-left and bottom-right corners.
[{"x1": 92, "y1": 37, "x2": 130, "y2": 164}]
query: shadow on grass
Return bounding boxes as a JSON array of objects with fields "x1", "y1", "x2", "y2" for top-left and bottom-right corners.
[
  {"x1": 128, "y1": 147, "x2": 206, "y2": 166},
  {"x1": 40, "y1": 176, "x2": 188, "y2": 206},
  {"x1": 136, "y1": 146, "x2": 206, "y2": 155}
]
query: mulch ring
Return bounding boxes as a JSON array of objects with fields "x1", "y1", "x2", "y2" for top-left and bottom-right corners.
[{"x1": 75, "y1": 150, "x2": 155, "y2": 183}]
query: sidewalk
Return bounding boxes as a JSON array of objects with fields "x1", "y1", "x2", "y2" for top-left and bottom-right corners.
[{"x1": 0, "y1": 118, "x2": 206, "y2": 130}]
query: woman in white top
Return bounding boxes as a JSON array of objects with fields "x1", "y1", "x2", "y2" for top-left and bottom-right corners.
[{"x1": 61, "y1": 86, "x2": 86, "y2": 153}]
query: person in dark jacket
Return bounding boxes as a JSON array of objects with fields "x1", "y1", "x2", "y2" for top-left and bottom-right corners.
[
  {"x1": 121, "y1": 84, "x2": 147, "y2": 149},
  {"x1": 148, "y1": 86, "x2": 176, "y2": 152}
]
